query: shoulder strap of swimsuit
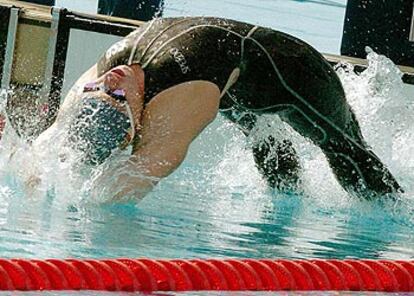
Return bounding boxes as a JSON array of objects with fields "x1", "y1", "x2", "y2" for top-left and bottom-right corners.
[{"x1": 128, "y1": 19, "x2": 157, "y2": 65}]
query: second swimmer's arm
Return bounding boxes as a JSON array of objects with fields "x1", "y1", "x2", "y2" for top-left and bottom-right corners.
[{"x1": 108, "y1": 80, "x2": 220, "y2": 202}]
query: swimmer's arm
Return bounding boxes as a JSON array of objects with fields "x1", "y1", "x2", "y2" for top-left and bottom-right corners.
[{"x1": 109, "y1": 80, "x2": 220, "y2": 201}]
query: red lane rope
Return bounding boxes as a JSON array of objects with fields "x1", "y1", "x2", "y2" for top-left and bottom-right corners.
[{"x1": 0, "y1": 259, "x2": 413, "y2": 292}]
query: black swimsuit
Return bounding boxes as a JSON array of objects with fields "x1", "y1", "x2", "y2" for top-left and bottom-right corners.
[
  {"x1": 96, "y1": 17, "x2": 402, "y2": 196},
  {"x1": 97, "y1": 17, "x2": 351, "y2": 145}
]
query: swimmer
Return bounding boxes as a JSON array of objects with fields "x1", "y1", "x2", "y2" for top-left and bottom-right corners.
[{"x1": 33, "y1": 17, "x2": 402, "y2": 200}]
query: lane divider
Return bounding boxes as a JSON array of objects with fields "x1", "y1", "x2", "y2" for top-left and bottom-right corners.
[{"x1": 0, "y1": 259, "x2": 413, "y2": 292}]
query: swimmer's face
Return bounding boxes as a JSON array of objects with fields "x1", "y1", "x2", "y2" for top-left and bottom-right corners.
[
  {"x1": 103, "y1": 64, "x2": 145, "y2": 101},
  {"x1": 84, "y1": 64, "x2": 145, "y2": 104}
]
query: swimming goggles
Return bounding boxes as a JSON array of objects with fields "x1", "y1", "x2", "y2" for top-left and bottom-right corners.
[
  {"x1": 83, "y1": 82, "x2": 127, "y2": 102},
  {"x1": 82, "y1": 81, "x2": 136, "y2": 148}
]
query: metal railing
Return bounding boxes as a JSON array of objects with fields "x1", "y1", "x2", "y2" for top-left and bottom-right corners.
[{"x1": 410, "y1": 0, "x2": 414, "y2": 41}]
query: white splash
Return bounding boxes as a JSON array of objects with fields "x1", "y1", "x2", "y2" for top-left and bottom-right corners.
[
  {"x1": 0, "y1": 48, "x2": 413, "y2": 210},
  {"x1": 336, "y1": 47, "x2": 414, "y2": 194},
  {"x1": 208, "y1": 48, "x2": 414, "y2": 207},
  {"x1": 0, "y1": 90, "x2": 137, "y2": 207}
]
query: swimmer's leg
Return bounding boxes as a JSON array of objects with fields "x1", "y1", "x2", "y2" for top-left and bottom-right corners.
[
  {"x1": 220, "y1": 109, "x2": 301, "y2": 191},
  {"x1": 252, "y1": 136, "x2": 301, "y2": 191},
  {"x1": 321, "y1": 113, "x2": 402, "y2": 197},
  {"x1": 281, "y1": 102, "x2": 402, "y2": 197},
  {"x1": 233, "y1": 28, "x2": 402, "y2": 198}
]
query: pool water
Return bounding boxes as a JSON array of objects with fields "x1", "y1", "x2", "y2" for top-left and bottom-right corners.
[{"x1": 0, "y1": 0, "x2": 414, "y2": 294}]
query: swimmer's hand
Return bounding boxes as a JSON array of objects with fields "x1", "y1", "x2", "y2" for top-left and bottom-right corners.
[
  {"x1": 91, "y1": 156, "x2": 159, "y2": 204},
  {"x1": 25, "y1": 175, "x2": 41, "y2": 188},
  {"x1": 23, "y1": 175, "x2": 42, "y2": 199},
  {"x1": 108, "y1": 173, "x2": 156, "y2": 203}
]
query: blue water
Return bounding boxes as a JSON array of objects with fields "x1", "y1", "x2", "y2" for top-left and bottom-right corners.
[{"x1": 1, "y1": 0, "x2": 414, "y2": 295}]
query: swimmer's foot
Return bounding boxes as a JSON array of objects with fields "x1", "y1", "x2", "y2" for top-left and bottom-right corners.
[
  {"x1": 323, "y1": 139, "x2": 403, "y2": 199},
  {"x1": 252, "y1": 137, "x2": 302, "y2": 193}
]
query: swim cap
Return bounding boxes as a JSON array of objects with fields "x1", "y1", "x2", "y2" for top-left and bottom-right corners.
[{"x1": 67, "y1": 97, "x2": 131, "y2": 165}]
